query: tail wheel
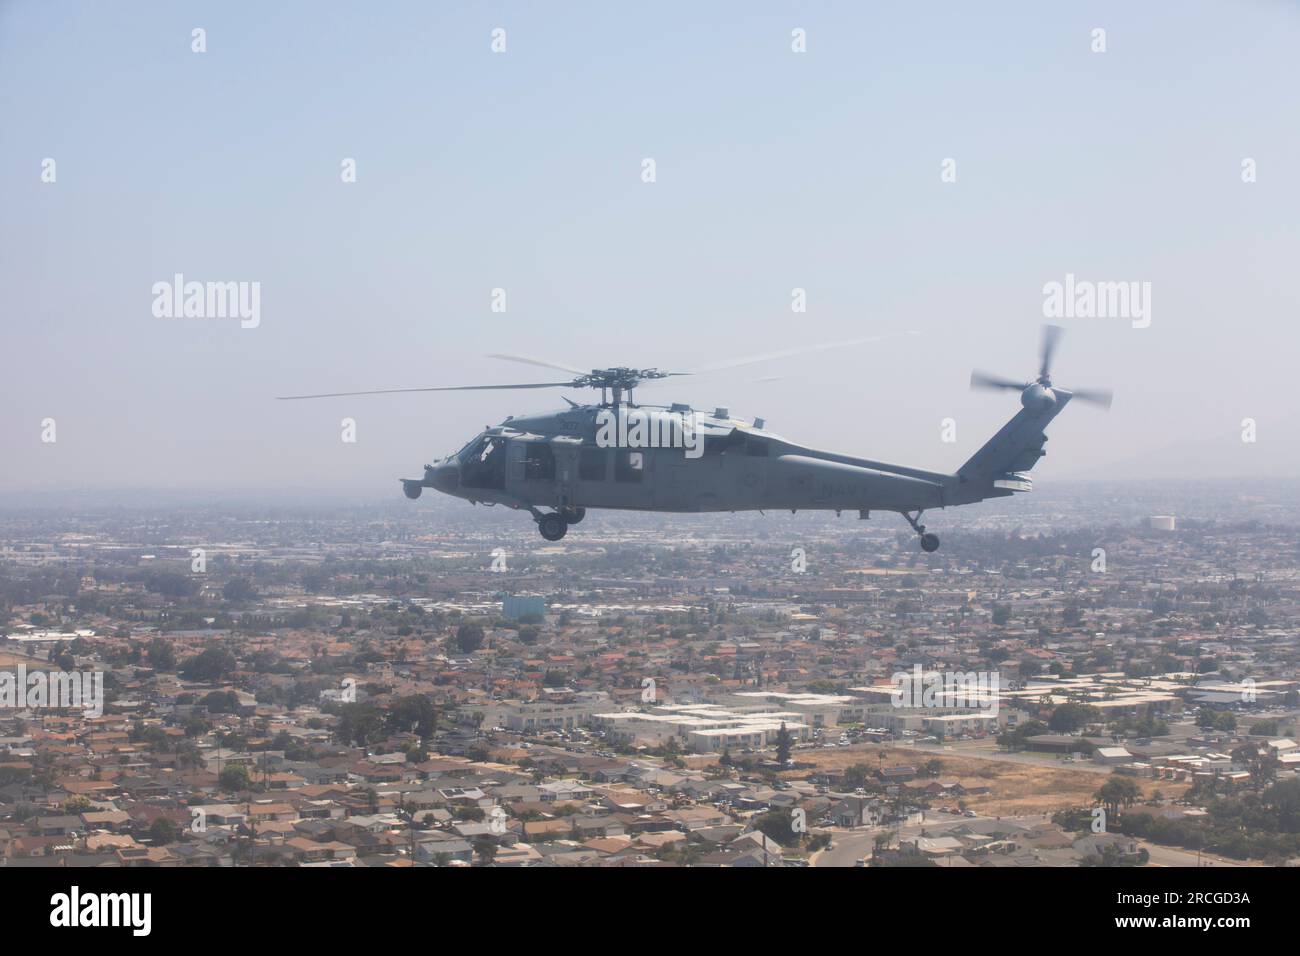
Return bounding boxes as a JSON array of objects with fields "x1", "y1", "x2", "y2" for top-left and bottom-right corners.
[
  {"x1": 920, "y1": 533, "x2": 940, "y2": 553},
  {"x1": 538, "y1": 513, "x2": 568, "y2": 541}
]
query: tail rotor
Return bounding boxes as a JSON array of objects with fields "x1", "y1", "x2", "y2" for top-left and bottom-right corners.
[{"x1": 970, "y1": 324, "x2": 1112, "y2": 409}]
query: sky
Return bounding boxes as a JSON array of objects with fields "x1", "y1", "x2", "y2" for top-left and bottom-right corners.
[{"x1": 3, "y1": 0, "x2": 1299, "y2": 499}]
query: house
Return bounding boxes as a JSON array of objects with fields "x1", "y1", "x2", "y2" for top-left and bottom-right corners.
[
  {"x1": 537, "y1": 780, "x2": 593, "y2": 802},
  {"x1": 833, "y1": 795, "x2": 885, "y2": 828},
  {"x1": 1072, "y1": 833, "x2": 1141, "y2": 860},
  {"x1": 663, "y1": 807, "x2": 729, "y2": 831},
  {"x1": 909, "y1": 836, "x2": 964, "y2": 857},
  {"x1": 415, "y1": 837, "x2": 474, "y2": 864},
  {"x1": 32, "y1": 815, "x2": 81, "y2": 836}
]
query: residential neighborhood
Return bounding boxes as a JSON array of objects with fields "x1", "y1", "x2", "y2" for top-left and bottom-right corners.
[{"x1": 2, "y1": 484, "x2": 1298, "y2": 868}]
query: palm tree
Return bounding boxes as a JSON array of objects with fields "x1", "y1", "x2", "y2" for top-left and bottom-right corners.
[{"x1": 1094, "y1": 777, "x2": 1140, "y2": 818}]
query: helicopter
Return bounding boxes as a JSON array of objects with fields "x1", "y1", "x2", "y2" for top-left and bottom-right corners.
[{"x1": 279, "y1": 325, "x2": 1110, "y2": 548}]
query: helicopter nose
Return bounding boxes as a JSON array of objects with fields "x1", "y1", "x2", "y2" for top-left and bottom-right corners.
[{"x1": 426, "y1": 460, "x2": 460, "y2": 492}]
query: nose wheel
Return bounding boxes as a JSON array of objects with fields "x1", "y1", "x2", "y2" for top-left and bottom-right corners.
[{"x1": 901, "y1": 511, "x2": 941, "y2": 552}]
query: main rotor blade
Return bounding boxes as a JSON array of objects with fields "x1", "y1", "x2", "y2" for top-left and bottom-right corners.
[
  {"x1": 639, "y1": 373, "x2": 786, "y2": 388},
  {"x1": 1040, "y1": 324, "x2": 1063, "y2": 380},
  {"x1": 486, "y1": 353, "x2": 589, "y2": 376},
  {"x1": 1067, "y1": 386, "x2": 1114, "y2": 409},
  {"x1": 277, "y1": 381, "x2": 575, "y2": 400},
  {"x1": 970, "y1": 370, "x2": 1029, "y2": 391},
  {"x1": 683, "y1": 330, "x2": 920, "y2": 375}
]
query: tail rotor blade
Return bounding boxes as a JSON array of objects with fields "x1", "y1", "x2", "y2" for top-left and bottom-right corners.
[
  {"x1": 1068, "y1": 387, "x2": 1114, "y2": 409},
  {"x1": 970, "y1": 370, "x2": 1028, "y2": 391},
  {"x1": 1040, "y1": 324, "x2": 1064, "y2": 380}
]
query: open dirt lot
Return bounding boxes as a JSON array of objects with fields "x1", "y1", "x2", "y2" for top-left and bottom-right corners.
[{"x1": 785, "y1": 744, "x2": 1187, "y2": 815}]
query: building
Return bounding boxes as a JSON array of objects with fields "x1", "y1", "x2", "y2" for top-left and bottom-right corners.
[{"x1": 502, "y1": 594, "x2": 546, "y2": 621}]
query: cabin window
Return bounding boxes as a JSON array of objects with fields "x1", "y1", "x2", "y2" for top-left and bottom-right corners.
[
  {"x1": 614, "y1": 450, "x2": 644, "y2": 483},
  {"x1": 703, "y1": 431, "x2": 745, "y2": 456},
  {"x1": 579, "y1": 447, "x2": 607, "y2": 481},
  {"x1": 523, "y1": 443, "x2": 556, "y2": 480}
]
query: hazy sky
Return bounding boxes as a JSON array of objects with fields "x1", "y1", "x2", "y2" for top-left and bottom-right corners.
[{"x1": 4, "y1": 0, "x2": 1299, "y2": 498}]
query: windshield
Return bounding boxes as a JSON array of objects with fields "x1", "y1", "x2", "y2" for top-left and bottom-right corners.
[{"x1": 456, "y1": 434, "x2": 488, "y2": 463}]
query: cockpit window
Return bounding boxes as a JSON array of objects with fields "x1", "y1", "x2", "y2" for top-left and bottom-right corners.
[
  {"x1": 460, "y1": 435, "x2": 506, "y2": 489},
  {"x1": 456, "y1": 435, "x2": 487, "y2": 463}
]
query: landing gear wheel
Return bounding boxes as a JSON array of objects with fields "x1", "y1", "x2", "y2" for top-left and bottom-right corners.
[
  {"x1": 561, "y1": 507, "x2": 585, "y2": 525},
  {"x1": 901, "y1": 510, "x2": 940, "y2": 552},
  {"x1": 538, "y1": 513, "x2": 568, "y2": 541}
]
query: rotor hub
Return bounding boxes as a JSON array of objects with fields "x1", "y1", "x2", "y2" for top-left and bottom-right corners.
[
  {"x1": 1021, "y1": 382, "x2": 1057, "y2": 410},
  {"x1": 575, "y1": 367, "x2": 670, "y2": 393}
]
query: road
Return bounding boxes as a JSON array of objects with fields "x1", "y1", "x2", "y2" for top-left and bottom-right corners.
[
  {"x1": 1139, "y1": 841, "x2": 1251, "y2": 868},
  {"x1": 815, "y1": 828, "x2": 882, "y2": 867}
]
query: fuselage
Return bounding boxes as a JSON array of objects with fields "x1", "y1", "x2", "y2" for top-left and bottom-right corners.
[{"x1": 416, "y1": 402, "x2": 954, "y2": 516}]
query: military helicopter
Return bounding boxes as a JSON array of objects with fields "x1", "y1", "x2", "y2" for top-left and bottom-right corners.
[{"x1": 280, "y1": 325, "x2": 1110, "y2": 548}]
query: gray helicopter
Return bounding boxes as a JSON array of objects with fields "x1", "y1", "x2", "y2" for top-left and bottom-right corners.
[{"x1": 280, "y1": 326, "x2": 1110, "y2": 548}]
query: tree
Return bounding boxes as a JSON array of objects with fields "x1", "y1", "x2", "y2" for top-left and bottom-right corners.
[
  {"x1": 219, "y1": 764, "x2": 251, "y2": 793},
  {"x1": 200, "y1": 690, "x2": 240, "y2": 714},
  {"x1": 387, "y1": 695, "x2": 439, "y2": 739},
  {"x1": 472, "y1": 837, "x2": 498, "y2": 866},
  {"x1": 336, "y1": 703, "x2": 384, "y2": 748},
  {"x1": 1094, "y1": 777, "x2": 1140, "y2": 818},
  {"x1": 453, "y1": 623, "x2": 485, "y2": 654},
  {"x1": 1049, "y1": 703, "x2": 1098, "y2": 733},
  {"x1": 775, "y1": 722, "x2": 793, "y2": 766},
  {"x1": 843, "y1": 762, "x2": 874, "y2": 790},
  {"x1": 148, "y1": 817, "x2": 180, "y2": 845},
  {"x1": 180, "y1": 647, "x2": 237, "y2": 682},
  {"x1": 62, "y1": 796, "x2": 92, "y2": 815},
  {"x1": 751, "y1": 809, "x2": 799, "y2": 847},
  {"x1": 146, "y1": 638, "x2": 177, "y2": 672},
  {"x1": 222, "y1": 577, "x2": 257, "y2": 603},
  {"x1": 1231, "y1": 744, "x2": 1279, "y2": 790}
]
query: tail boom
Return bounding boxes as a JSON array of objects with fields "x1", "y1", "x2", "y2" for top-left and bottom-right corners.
[{"x1": 948, "y1": 389, "x2": 1073, "y2": 505}]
